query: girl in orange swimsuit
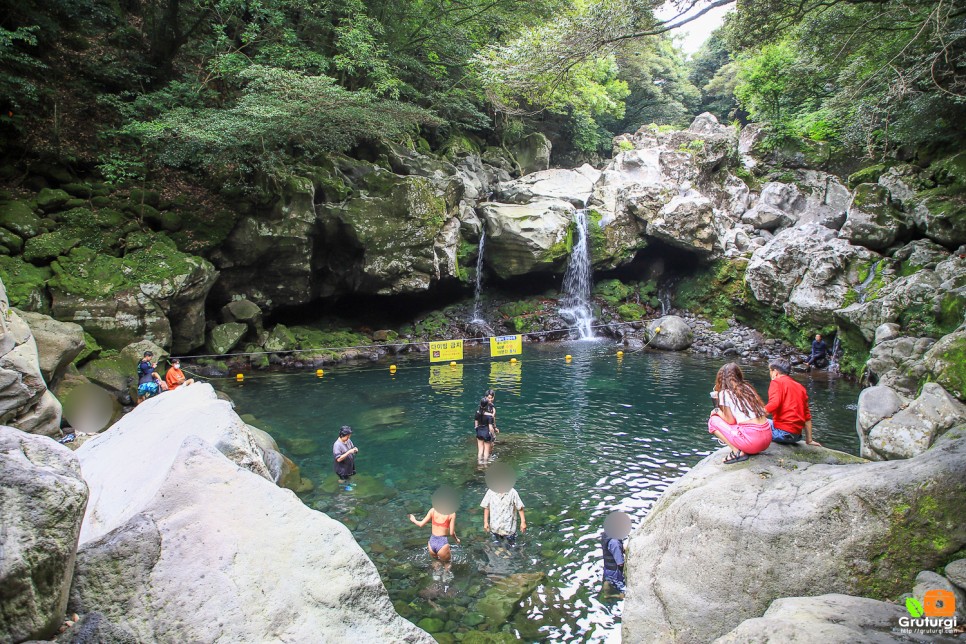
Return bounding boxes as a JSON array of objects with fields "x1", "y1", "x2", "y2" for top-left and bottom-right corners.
[{"x1": 409, "y1": 492, "x2": 460, "y2": 562}]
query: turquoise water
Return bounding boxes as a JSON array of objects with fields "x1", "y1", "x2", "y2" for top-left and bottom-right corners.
[{"x1": 219, "y1": 342, "x2": 862, "y2": 641}]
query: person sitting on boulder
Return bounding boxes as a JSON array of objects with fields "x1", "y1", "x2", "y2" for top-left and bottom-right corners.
[
  {"x1": 766, "y1": 358, "x2": 821, "y2": 446},
  {"x1": 707, "y1": 362, "x2": 772, "y2": 464},
  {"x1": 136, "y1": 351, "x2": 165, "y2": 403},
  {"x1": 804, "y1": 333, "x2": 829, "y2": 369},
  {"x1": 164, "y1": 358, "x2": 195, "y2": 391}
]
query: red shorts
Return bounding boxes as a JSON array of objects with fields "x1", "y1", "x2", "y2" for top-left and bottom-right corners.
[{"x1": 708, "y1": 415, "x2": 772, "y2": 454}]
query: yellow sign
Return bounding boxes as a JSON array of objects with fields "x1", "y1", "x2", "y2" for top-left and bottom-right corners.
[
  {"x1": 489, "y1": 335, "x2": 522, "y2": 357},
  {"x1": 429, "y1": 340, "x2": 464, "y2": 363},
  {"x1": 429, "y1": 364, "x2": 464, "y2": 395}
]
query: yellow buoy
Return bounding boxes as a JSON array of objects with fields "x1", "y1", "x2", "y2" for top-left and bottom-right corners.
[
  {"x1": 316, "y1": 369, "x2": 324, "y2": 377},
  {"x1": 510, "y1": 358, "x2": 517, "y2": 363},
  {"x1": 655, "y1": 326, "x2": 662, "y2": 333},
  {"x1": 236, "y1": 373, "x2": 244, "y2": 382},
  {"x1": 450, "y1": 361, "x2": 457, "y2": 367},
  {"x1": 389, "y1": 364, "x2": 397, "y2": 373},
  {"x1": 565, "y1": 354, "x2": 573, "y2": 362},
  {"x1": 617, "y1": 350, "x2": 624, "y2": 358}
]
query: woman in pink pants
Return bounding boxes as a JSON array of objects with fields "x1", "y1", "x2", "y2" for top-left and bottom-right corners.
[{"x1": 708, "y1": 362, "x2": 772, "y2": 464}]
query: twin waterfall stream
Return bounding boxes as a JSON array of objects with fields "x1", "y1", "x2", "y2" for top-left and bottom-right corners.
[{"x1": 472, "y1": 209, "x2": 596, "y2": 339}]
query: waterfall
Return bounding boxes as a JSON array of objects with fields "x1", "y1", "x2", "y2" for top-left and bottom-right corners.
[
  {"x1": 856, "y1": 260, "x2": 882, "y2": 304},
  {"x1": 658, "y1": 285, "x2": 672, "y2": 316},
  {"x1": 559, "y1": 209, "x2": 595, "y2": 340},
  {"x1": 471, "y1": 230, "x2": 486, "y2": 323},
  {"x1": 828, "y1": 337, "x2": 842, "y2": 374}
]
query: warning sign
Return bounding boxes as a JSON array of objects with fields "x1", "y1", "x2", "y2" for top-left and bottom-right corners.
[
  {"x1": 489, "y1": 335, "x2": 522, "y2": 357},
  {"x1": 429, "y1": 339, "x2": 464, "y2": 363}
]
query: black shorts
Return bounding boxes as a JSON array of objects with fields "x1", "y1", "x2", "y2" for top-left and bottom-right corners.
[{"x1": 475, "y1": 427, "x2": 494, "y2": 442}]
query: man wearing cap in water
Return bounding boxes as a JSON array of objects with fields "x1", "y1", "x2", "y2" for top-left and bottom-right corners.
[
  {"x1": 333, "y1": 425, "x2": 359, "y2": 483},
  {"x1": 165, "y1": 358, "x2": 195, "y2": 391}
]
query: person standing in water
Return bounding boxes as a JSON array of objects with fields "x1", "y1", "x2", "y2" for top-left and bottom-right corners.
[
  {"x1": 601, "y1": 511, "x2": 631, "y2": 594},
  {"x1": 474, "y1": 394, "x2": 498, "y2": 464},
  {"x1": 408, "y1": 487, "x2": 461, "y2": 565},
  {"x1": 333, "y1": 425, "x2": 358, "y2": 485},
  {"x1": 708, "y1": 362, "x2": 772, "y2": 464}
]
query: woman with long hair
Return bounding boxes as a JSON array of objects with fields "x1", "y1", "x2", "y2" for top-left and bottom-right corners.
[
  {"x1": 474, "y1": 395, "x2": 498, "y2": 463},
  {"x1": 708, "y1": 362, "x2": 772, "y2": 464}
]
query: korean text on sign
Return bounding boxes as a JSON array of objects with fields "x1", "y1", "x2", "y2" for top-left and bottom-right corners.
[
  {"x1": 489, "y1": 335, "x2": 522, "y2": 357},
  {"x1": 429, "y1": 339, "x2": 464, "y2": 363}
]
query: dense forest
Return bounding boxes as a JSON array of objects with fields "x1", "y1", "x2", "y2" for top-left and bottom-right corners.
[{"x1": 2, "y1": 0, "x2": 963, "y2": 187}]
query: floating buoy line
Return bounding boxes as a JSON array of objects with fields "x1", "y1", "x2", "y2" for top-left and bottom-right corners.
[{"x1": 173, "y1": 320, "x2": 664, "y2": 383}]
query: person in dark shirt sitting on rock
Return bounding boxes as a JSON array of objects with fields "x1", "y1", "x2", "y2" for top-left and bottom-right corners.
[
  {"x1": 804, "y1": 333, "x2": 829, "y2": 369},
  {"x1": 136, "y1": 351, "x2": 166, "y2": 403}
]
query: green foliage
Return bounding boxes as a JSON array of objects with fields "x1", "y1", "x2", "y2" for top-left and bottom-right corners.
[
  {"x1": 725, "y1": 0, "x2": 966, "y2": 157},
  {"x1": 126, "y1": 65, "x2": 440, "y2": 181}
]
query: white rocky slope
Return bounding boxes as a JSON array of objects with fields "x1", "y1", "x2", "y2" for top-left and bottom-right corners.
[{"x1": 70, "y1": 383, "x2": 431, "y2": 642}]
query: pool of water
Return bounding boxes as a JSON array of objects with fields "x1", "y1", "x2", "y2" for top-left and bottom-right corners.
[{"x1": 218, "y1": 342, "x2": 862, "y2": 642}]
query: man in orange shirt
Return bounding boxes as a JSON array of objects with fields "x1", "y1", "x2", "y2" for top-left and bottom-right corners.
[
  {"x1": 765, "y1": 358, "x2": 821, "y2": 446},
  {"x1": 165, "y1": 358, "x2": 195, "y2": 391}
]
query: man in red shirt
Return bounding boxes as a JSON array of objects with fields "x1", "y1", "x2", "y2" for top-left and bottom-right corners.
[{"x1": 765, "y1": 358, "x2": 821, "y2": 446}]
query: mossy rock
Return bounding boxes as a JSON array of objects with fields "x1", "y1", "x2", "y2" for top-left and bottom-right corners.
[
  {"x1": 617, "y1": 302, "x2": 646, "y2": 321},
  {"x1": 265, "y1": 324, "x2": 298, "y2": 353},
  {"x1": 207, "y1": 322, "x2": 248, "y2": 355},
  {"x1": 0, "y1": 255, "x2": 51, "y2": 312},
  {"x1": 594, "y1": 279, "x2": 634, "y2": 305},
  {"x1": 22, "y1": 229, "x2": 81, "y2": 264},
  {"x1": 925, "y1": 333, "x2": 966, "y2": 400},
  {"x1": 0, "y1": 199, "x2": 44, "y2": 238},
  {"x1": 848, "y1": 163, "x2": 893, "y2": 189},
  {"x1": 128, "y1": 188, "x2": 160, "y2": 208},
  {"x1": 933, "y1": 152, "x2": 966, "y2": 190},
  {"x1": 58, "y1": 207, "x2": 131, "y2": 253},
  {"x1": 73, "y1": 332, "x2": 102, "y2": 367},
  {"x1": 36, "y1": 188, "x2": 72, "y2": 212},
  {"x1": 60, "y1": 182, "x2": 94, "y2": 199},
  {"x1": 0, "y1": 228, "x2": 23, "y2": 254},
  {"x1": 416, "y1": 618, "x2": 445, "y2": 633},
  {"x1": 168, "y1": 208, "x2": 239, "y2": 254},
  {"x1": 440, "y1": 133, "x2": 482, "y2": 161},
  {"x1": 79, "y1": 354, "x2": 134, "y2": 403}
]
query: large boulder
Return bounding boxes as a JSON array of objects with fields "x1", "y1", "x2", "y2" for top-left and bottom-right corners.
[
  {"x1": 746, "y1": 223, "x2": 880, "y2": 325},
  {"x1": 75, "y1": 383, "x2": 271, "y2": 544},
  {"x1": 622, "y1": 431, "x2": 966, "y2": 643},
  {"x1": 212, "y1": 176, "x2": 320, "y2": 310},
  {"x1": 493, "y1": 168, "x2": 596, "y2": 207},
  {"x1": 923, "y1": 329, "x2": 966, "y2": 400},
  {"x1": 315, "y1": 169, "x2": 461, "y2": 296},
  {"x1": 855, "y1": 385, "x2": 906, "y2": 459},
  {"x1": 646, "y1": 316, "x2": 694, "y2": 350},
  {"x1": 0, "y1": 426, "x2": 88, "y2": 643},
  {"x1": 645, "y1": 195, "x2": 718, "y2": 257},
  {"x1": 0, "y1": 280, "x2": 62, "y2": 436},
  {"x1": 478, "y1": 199, "x2": 575, "y2": 278},
  {"x1": 48, "y1": 242, "x2": 217, "y2": 352},
  {"x1": 16, "y1": 310, "x2": 85, "y2": 388},
  {"x1": 840, "y1": 183, "x2": 909, "y2": 250},
  {"x1": 741, "y1": 182, "x2": 805, "y2": 231},
  {"x1": 865, "y1": 336, "x2": 936, "y2": 396},
  {"x1": 866, "y1": 383, "x2": 966, "y2": 460},
  {"x1": 835, "y1": 252, "x2": 965, "y2": 343},
  {"x1": 509, "y1": 132, "x2": 552, "y2": 175},
  {"x1": 714, "y1": 594, "x2": 952, "y2": 643},
  {"x1": 69, "y1": 388, "x2": 430, "y2": 643},
  {"x1": 206, "y1": 322, "x2": 247, "y2": 355}
]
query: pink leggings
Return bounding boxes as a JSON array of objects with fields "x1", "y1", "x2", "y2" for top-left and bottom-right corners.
[{"x1": 708, "y1": 415, "x2": 772, "y2": 455}]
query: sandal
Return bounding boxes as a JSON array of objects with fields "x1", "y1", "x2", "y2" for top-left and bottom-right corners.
[{"x1": 723, "y1": 450, "x2": 749, "y2": 465}]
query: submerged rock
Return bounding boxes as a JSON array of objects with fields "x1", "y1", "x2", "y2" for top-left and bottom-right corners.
[
  {"x1": 0, "y1": 426, "x2": 88, "y2": 643},
  {"x1": 622, "y1": 432, "x2": 966, "y2": 643}
]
